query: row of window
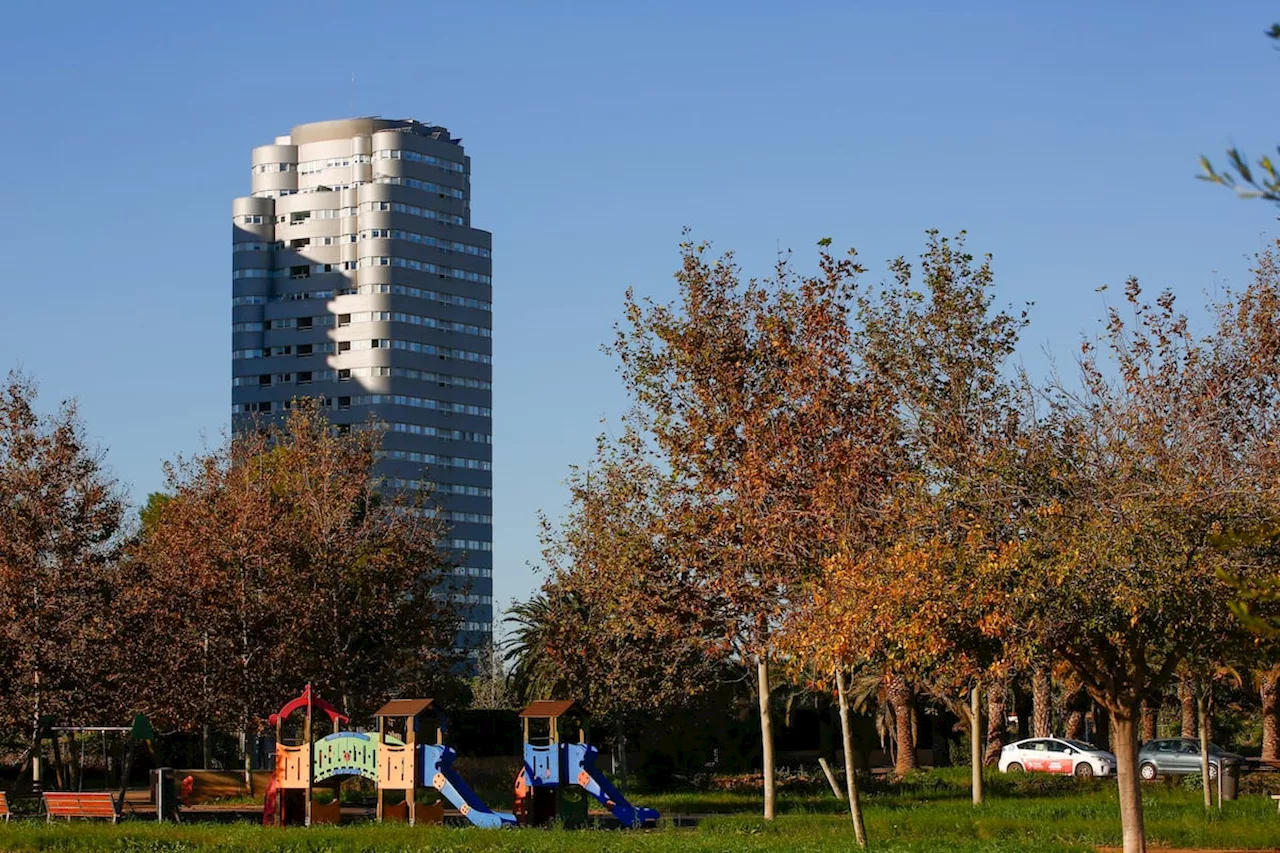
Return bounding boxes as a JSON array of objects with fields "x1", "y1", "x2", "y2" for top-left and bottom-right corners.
[
  {"x1": 296, "y1": 154, "x2": 372, "y2": 174},
  {"x1": 234, "y1": 338, "x2": 492, "y2": 364},
  {"x1": 383, "y1": 422, "x2": 491, "y2": 444},
  {"x1": 237, "y1": 232, "x2": 490, "y2": 259},
  {"x1": 441, "y1": 511, "x2": 493, "y2": 524},
  {"x1": 235, "y1": 259, "x2": 490, "y2": 286},
  {"x1": 360, "y1": 229, "x2": 490, "y2": 258},
  {"x1": 373, "y1": 148, "x2": 466, "y2": 173},
  {"x1": 373, "y1": 174, "x2": 466, "y2": 199},
  {"x1": 449, "y1": 567, "x2": 494, "y2": 579},
  {"x1": 392, "y1": 477, "x2": 492, "y2": 498},
  {"x1": 360, "y1": 256, "x2": 491, "y2": 285},
  {"x1": 232, "y1": 285, "x2": 491, "y2": 313},
  {"x1": 251, "y1": 162, "x2": 298, "y2": 175},
  {"x1": 382, "y1": 449, "x2": 492, "y2": 471},
  {"x1": 450, "y1": 593, "x2": 493, "y2": 605},
  {"x1": 389, "y1": 339, "x2": 492, "y2": 364},
  {"x1": 351, "y1": 393, "x2": 490, "y2": 417},
  {"x1": 461, "y1": 621, "x2": 493, "y2": 633},
  {"x1": 234, "y1": 391, "x2": 489, "y2": 418},
  {"x1": 355, "y1": 284, "x2": 490, "y2": 311},
  {"x1": 235, "y1": 366, "x2": 489, "y2": 392},
  {"x1": 362, "y1": 200, "x2": 466, "y2": 227},
  {"x1": 445, "y1": 538, "x2": 493, "y2": 552}
]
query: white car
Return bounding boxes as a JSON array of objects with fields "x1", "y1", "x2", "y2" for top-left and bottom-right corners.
[{"x1": 998, "y1": 737, "x2": 1116, "y2": 779}]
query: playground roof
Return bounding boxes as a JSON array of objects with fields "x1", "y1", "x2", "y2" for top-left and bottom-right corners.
[
  {"x1": 518, "y1": 700, "x2": 579, "y2": 719},
  {"x1": 373, "y1": 698, "x2": 436, "y2": 718}
]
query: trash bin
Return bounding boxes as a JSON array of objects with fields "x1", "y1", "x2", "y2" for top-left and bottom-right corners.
[
  {"x1": 151, "y1": 767, "x2": 178, "y2": 822},
  {"x1": 1221, "y1": 763, "x2": 1239, "y2": 801}
]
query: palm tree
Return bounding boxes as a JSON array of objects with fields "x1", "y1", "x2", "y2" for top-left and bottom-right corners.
[{"x1": 502, "y1": 591, "x2": 582, "y2": 704}]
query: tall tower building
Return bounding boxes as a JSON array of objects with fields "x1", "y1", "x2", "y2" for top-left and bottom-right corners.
[{"x1": 231, "y1": 118, "x2": 493, "y2": 648}]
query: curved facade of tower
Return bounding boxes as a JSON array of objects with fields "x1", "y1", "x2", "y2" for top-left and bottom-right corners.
[{"x1": 231, "y1": 118, "x2": 494, "y2": 649}]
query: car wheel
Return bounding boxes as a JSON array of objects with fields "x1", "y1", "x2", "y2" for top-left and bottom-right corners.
[
  {"x1": 1140, "y1": 762, "x2": 1158, "y2": 782},
  {"x1": 1208, "y1": 763, "x2": 1218, "y2": 781},
  {"x1": 1006, "y1": 763, "x2": 1023, "y2": 773},
  {"x1": 1074, "y1": 762, "x2": 1094, "y2": 780}
]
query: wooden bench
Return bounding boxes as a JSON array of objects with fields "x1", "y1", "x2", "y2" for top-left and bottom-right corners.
[
  {"x1": 43, "y1": 791, "x2": 120, "y2": 823},
  {"x1": 0, "y1": 791, "x2": 10, "y2": 822}
]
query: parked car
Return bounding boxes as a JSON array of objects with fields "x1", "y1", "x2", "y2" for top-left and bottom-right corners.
[
  {"x1": 998, "y1": 737, "x2": 1116, "y2": 778},
  {"x1": 1138, "y1": 738, "x2": 1245, "y2": 781}
]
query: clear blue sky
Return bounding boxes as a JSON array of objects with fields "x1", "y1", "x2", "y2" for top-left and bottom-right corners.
[{"x1": 1, "y1": 1, "x2": 1276, "y2": 625}]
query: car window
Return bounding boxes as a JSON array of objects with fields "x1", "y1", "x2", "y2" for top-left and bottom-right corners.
[
  {"x1": 1030, "y1": 741, "x2": 1049, "y2": 752},
  {"x1": 1155, "y1": 741, "x2": 1176, "y2": 753},
  {"x1": 1046, "y1": 741, "x2": 1067, "y2": 753},
  {"x1": 1179, "y1": 742, "x2": 1200, "y2": 755}
]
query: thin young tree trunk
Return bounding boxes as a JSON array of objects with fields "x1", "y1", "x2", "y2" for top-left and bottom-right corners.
[
  {"x1": 835, "y1": 668, "x2": 867, "y2": 848},
  {"x1": 1179, "y1": 677, "x2": 1196, "y2": 739},
  {"x1": 1262, "y1": 672, "x2": 1279, "y2": 762},
  {"x1": 757, "y1": 656, "x2": 776, "y2": 820},
  {"x1": 887, "y1": 674, "x2": 917, "y2": 774},
  {"x1": 202, "y1": 724, "x2": 211, "y2": 770},
  {"x1": 1032, "y1": 669, "x2": 1052, "y2": 738},
  {"x1": 970, "y1": 684, "x2": 984, "y2": 806},
  {"x1": 1197, "y1": 692, "x2": 1212, "y2": 810},
  {"x1": 1111, "y1": 707, "x2": 1148, "y2": 853},
  {"x1": 984, "y1": 681, "x2": 1006, "y2": 765}
]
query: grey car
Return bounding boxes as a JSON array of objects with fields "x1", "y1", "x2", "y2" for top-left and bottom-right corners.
[{"x1": 1138, "y1": 738, "x2": 1245, "y2": 781}]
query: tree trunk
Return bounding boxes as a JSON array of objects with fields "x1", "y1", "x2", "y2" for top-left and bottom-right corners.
[
  {"x1": 1141, "y1": 701, "x2": 1158, "y2": 742},
  {"x1": 1032, "y1": 669, "x2": 1052, "y2": 738},
  {"x1": 835, "y1": 668, "x2": 868, "y2": 848},
  {"x1": 614, "y1": 721, "x2": 629, "y2": 792},
  {"x1": 1093, "y1": 704, "x2": 1110, "y2": 750},
  {"x1": 1111, "y1": 706, "x2": 1148, "y2": 853},
  {"x1": 1197, "y1": 692, "x2": 1212, "y2": 810},
  {"x1": 984, "y1": 681, "x2": 1006, "y2": 765},
  {"x1": 970, "y1": 684, "x2": 984, "y2": 806},
  {"x1": 202, "y1": 724, "x2": 211, "y2": 770},
  {"x1": 757, "y1": 656, "x2": 776, "y2": 820},
  {"x1": 1179, "y1": 677, "x2": 1196, "y2": 739},
  {"x1": 1262, "y1": 672, "x2": 1279, "y2": 762},
  {"x1": 1065, "y1": 709, "x2": 1085, "y2": 740},
  {"x1": 887, "y1": 674, "x2": 917, "y2": 775}
]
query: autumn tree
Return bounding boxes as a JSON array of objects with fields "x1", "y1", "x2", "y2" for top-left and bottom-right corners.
[
  {"x1": 0, "y1": 372, "x2": 124, "y2": 776},
  {"x1": 1001, "y1": 266, "x2": 1280, "y2": 853},
  {"x1": 799, "y1": 233, "x2": 1027, "y2": 805},
  {"x1": 608, "y1": 236, "x2": 878, "y2": 818},
  {"x1": 533, "y1": 427, "x2": 720, "y2": 715},
  {"x1": 121, "y1": 400, "x2": 462, "y2": 783}
]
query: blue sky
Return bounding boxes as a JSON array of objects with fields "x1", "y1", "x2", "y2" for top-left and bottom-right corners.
[{"x1": 1, "y1": 1, "x2": 1276, "y2": 624}]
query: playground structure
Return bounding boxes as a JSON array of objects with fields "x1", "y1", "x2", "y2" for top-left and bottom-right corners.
[
  {"x1": 261, "y1": 686, "x2": 655, "y2": 829},
  {"x1": 514, "y1": 700, "x2": 659, "y2": 829},
  {"x1": 263, "y1": 685, "x2": 515, "y2": 828},
  {"x1": 8, "y1": 713, "x2": 158, "y2": 809}
]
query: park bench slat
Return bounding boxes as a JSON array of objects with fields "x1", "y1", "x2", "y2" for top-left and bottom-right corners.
[{"x1": 42, "y1": 792, "x2": 120, "y2": 822}]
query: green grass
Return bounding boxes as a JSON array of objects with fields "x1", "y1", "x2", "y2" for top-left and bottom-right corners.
[{"x1": 1, "y1": 768, "x2": 1277, "y2": 852}]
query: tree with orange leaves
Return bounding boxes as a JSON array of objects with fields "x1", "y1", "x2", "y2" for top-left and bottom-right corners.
[{"x1": 609, "y1": 235, "x2": 881, "y2": 820}]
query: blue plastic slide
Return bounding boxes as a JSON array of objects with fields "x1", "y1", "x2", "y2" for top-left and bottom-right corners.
[
  {"x1": 419, "y1": 744, "x2": 516, "y2": 828},
  {"x1": 566, "y1": 742, "x2": 659, "y2": 827}
]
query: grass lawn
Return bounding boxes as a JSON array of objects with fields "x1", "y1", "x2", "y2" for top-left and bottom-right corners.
[{"x1": 1, "y1": 769, "x2": 1277, "y2": 851}]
